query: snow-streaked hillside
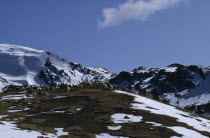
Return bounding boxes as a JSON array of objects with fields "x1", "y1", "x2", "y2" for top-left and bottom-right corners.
[
  {"x1": 0, "y1": 76, "x2": 22, "y2": 92},
  {"x1": 113, "y1": 90, "x2": 210, "y2": 138},
  {"x1": 0, "y1": 77, "x2": 9, "y2": 92},
  {"x1": 110, "y1": 64, "x2": 210, "y2": 115},
  {"x1": 0, "y1": 44, "x2": 114, "y2": 90},
  {"x1": 170, "y1": 73, "x2": 210, "y2": 108},
  {"x1": 0, "y1": 88, "x2": 210, "y2": 137}
]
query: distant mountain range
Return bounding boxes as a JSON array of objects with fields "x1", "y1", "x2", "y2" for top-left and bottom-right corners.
[
  {"x1": 110, "y1": 64, "x2": 210, "y2": 116},
  {"x1": 0, "y1": 44, "x2": 209, "y2": 116}
]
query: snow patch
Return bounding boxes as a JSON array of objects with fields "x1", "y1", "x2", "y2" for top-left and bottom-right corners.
[
  {"x1": 146, "y1": 122, "x2": 162, "y2": 127},
  {"x1": 53, "y1": 96, "x2": 67, "y2": 99},
  {"x1": 107, "y1": 126, "x2": 122, "y2": 130},
  {"x1": 162, "y1": 67, "x2": 177, "y2": 73},
  {"x1": 96, "y1": 133, "x2": 128, "y2": 138},
  {"x1": 8, "y1": 110, "x2": 22, "y2": 113},
  {"x1": 54, "y1": 128, "x2": 69, "y2": 137},
  {"x1": 76, "y1": 108, "x2": 82, "y2": 111},
  {"x1": 0, "y1": 115, "x2": 8, "y2": 119},
  {"x1": 2, "y1": 94, "x2": 30, "y2": 100},
  {"x1": 111, "y1": 113, "x2": 142, "y2": 123}
]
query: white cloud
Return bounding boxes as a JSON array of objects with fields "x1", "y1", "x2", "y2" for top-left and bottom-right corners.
[{"x1": 99, "y1": 0, "x2": 182, "y2": 28}]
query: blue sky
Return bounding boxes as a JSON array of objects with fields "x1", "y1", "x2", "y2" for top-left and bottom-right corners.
[{"x1": 0, "y1": 0, "x2": 210, "y2": 73}]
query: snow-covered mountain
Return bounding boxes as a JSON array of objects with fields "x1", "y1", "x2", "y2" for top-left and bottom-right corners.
[
  {"x1": 1, "y1": 44, "x2": 210, "y2": 116},
  {"x1": 110, "y1": 64, "x2": 210, "y2": 115},
  {"x1": 0, "y1": 44, "x2": 114, "y2": 91}
]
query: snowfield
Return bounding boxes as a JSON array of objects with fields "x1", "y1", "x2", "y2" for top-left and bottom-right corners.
[
  {"x1": 111, "y1": 113, "x2": 142, "y2": 123},
  {"x1": 166, "y1": 73, "x2": 210, "y2": 108},
  {"x1": 0, "y1": 44, "x2": 47, "y2": 86},
  {"x1": 178, "y1": 73, "x2": 210, "y2": 108},
  {"x1": 114, "y1": 90, "x2": 210, "y2": 138}
]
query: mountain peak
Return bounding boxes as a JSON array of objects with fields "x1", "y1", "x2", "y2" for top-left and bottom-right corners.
[
  {"x1": 167, "y1": 63, "x2": 185, "y2": 68},
  {"x1": 0, "y1": 44, "x2": 113, "y2": 90}
]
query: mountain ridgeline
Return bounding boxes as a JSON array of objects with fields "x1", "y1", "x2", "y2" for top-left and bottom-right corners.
[
  {"x1": 110, "y1": 64, "x2": 210, "y2": 115},
  {"x1": 0, "y1": 44, "x2": 114, "y2": 88},
  {"x1": 0, "y1": 44, "x2": 210, "y2": 116}
]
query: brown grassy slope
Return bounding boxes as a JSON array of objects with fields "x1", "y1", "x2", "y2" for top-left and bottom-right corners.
[{"x1": 0, "y1": 88, "x2": 209, "y2": 138}]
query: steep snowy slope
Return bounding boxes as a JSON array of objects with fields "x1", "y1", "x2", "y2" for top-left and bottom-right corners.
[
  {"x1": 0, "y1": 76, "x2": 9, "y2": 92},
  {"x1": 0, "y1": 44, "x2": 114, "y2": 90},
  {"x1": 170, "y1": 74, "x2": 210, "y2": 115},
  {"x1": 110, "y1": 64, "x2": 210, "y2": 115},
  {"x1": 0, "y1": 44, "x2": 47, "y2": 85},
  {"x1": 0, "y1": 76, "x2": 22, "y2": 92}
]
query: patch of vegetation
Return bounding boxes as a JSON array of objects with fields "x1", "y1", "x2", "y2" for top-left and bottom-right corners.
[
  {"x1": 0, "y1": 88, "x2": 210, "y2": 137},
  {"x1": 31, "y1": 118, "x2": 46, "y2": 124}
]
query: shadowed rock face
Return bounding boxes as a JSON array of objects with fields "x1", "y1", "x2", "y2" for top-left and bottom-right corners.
[{"x1": 110, "y1": 64, "x2": 208, "y2": 94}]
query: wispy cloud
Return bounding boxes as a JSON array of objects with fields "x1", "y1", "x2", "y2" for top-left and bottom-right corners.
[{"x1": 99, "y1": 0, "x2": 182, "y2": 28}]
